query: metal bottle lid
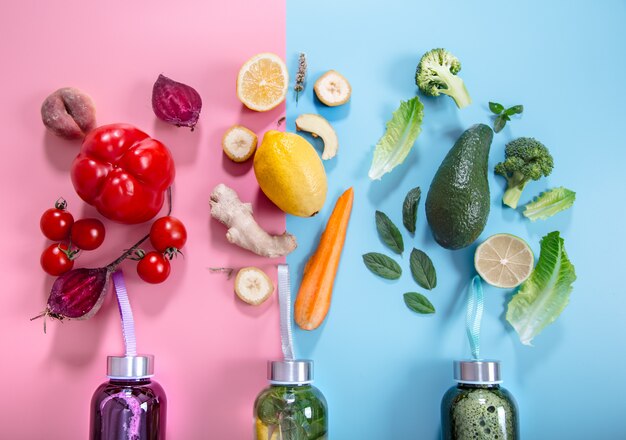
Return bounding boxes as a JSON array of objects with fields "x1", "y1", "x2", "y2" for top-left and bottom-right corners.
[
  {"x1": 454, "y1": 360, "x2": 502, "y2": 384},
  {"x1": 268, "y1": 360, "x2": 313, "y2": 385},
  {"x1": 107, "y1": 355, "x2": 154, "y2": 379}
]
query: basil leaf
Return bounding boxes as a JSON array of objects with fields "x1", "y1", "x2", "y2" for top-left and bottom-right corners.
[
  {"x1": 280, "y1": 416, "x2": 308, "y2": 440},
  {"x1": 363, "y1": 252, "x2": 402, "y2": 279},
  {"x1": 403, "y1": 292, "x2": 435, "y2": 314},
  {"x1": 307, "y1": 419, "x2": 327, "y2": 439},
  {"x1": 493, "y1": 115, "x2": 507, "y2": 133},
  {"x1": 410, "y1": 248, "x2": 437, "y2": 289},
  {"x1": 402, "y1": 187, "x2": 421, "y2": 234},
  {"x1": 257, "y1": 388, "x2": 287, "y2": 425},
  {"x1": 505, "y1": 104, "x2": 524, "y2": 116},
  {"x1": 375, "y1": 211, "x2": 404, "y2": 254},
  {"x1": 489, "y1": 102, "x2": 504, "y2": 114}
]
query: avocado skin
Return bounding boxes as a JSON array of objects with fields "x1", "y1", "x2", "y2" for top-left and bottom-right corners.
[{"x1": 425, "y1": 124, "x2": 493, "y2": 250}]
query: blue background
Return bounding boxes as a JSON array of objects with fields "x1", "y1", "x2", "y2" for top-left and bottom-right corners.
[{"x1": 286, "y1": 1, "x2": 626, "y2": 439}]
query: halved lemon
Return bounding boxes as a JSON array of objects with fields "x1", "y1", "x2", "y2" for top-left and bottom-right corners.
[
  {"x1": 237, "y1": 53, "x2": 288, "y2": 111},
  {"x1": 474, "y1": 233, "x2": 534, "y2": 288}
]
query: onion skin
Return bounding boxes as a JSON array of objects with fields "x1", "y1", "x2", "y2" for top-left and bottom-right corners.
[
  {"x1": 152, "y1": 74, "x2": 202, "y2": 130},
  {"x1": 47, "y1": 267, "x2": 110, "y2": 320}
]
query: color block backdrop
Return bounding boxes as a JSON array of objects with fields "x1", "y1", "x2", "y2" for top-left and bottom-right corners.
[
  {"x1": 1, "y1": 0, "x2": 626, "y2": 439},
  {"x1": 285, "y1": 1, "x2": 626, "y2": 439},
  {"x1": 0, "y1": 0, "x2": 285, "y2": 438}
]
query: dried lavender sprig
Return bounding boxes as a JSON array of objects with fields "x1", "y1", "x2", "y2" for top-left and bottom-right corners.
[{"x1": 294, "y1": 53, "x2": 307, "y2": 104}]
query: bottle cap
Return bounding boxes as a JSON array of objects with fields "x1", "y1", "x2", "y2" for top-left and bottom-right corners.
[
  {"x1": 268, "y1": 360, "x2": 313, "y2": 385},
  {"x1": 107, "y1": 355, "x2": 154, "y2": 379},
  {"x1": 454, "y1": 360, "x2": 502, "y2": 384}
]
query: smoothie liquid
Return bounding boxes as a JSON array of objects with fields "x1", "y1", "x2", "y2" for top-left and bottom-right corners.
[
  {"x1": 254, "y1": 360, "x2": 328, "y2": 440},
  {"x1": 441, "y1": 360, "x2": 519, "y2": 440},
  {"x1": 90, "y1": 355, "x2": 166, "y2": 440}
]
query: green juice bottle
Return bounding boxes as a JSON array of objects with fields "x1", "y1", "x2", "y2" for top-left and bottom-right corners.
[
  {"x1": 254, "y1": 360, "x2": 328, "y2": 440},
  {"x1": 441, "y1": 360, "x2": 519, "y2": 440}
]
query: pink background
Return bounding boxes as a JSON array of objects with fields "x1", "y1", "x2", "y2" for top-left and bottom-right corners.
[{"x1": 0, "y1": 0, "x2": 285, "y2": 438}]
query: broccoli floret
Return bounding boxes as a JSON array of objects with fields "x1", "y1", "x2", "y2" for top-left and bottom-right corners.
[
  {"x1": 495, "y1": 137, "x2": 554, "y2": 209},
  {"x1": 415, "y1": 48, "x2": 472, "y2": 109}
]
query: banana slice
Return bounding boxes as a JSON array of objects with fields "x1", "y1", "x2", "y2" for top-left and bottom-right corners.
[
  {"x1": 295, "y1": 114, "x2": 338, "y2": 160},
  {"x1": 222, "y1": 125, "x2": 258, "y2": 162},
  {"x1": 235, "y1": 267, "x2": 274, "y2": 305},
  {"x1": 314, "y1": 70, "x2": 351, "y2": 107}
]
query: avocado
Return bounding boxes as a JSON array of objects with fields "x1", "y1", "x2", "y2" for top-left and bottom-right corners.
[{"x1": 426, "y1": 124, "x2": 493, "y2": 250}]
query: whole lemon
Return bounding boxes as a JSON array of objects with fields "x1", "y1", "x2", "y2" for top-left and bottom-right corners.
[{"x1": 254, "y1": 131, "x2": 327, "y2": 217}]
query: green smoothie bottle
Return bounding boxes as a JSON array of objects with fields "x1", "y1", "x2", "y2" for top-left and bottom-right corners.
[
  {"x1": 441, "y1": 360, "x2": 519, "y2": 440},
  {"x1": 254, "y1": 360, "x2": 328, "y2": 440}
]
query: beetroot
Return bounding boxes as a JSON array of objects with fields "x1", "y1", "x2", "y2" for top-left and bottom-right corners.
[
  {"x1": 32, "y1": 267, "x2": 111, "y2": 332},
  {"x1": 47, "y1": 268, "x2": 110, "y2": 320},
  {"x1": 33, "y1": 230, "x2": 153, "y2": 332},
  {"x1": 152, "y1": 74, "x2": 202, "y2": 130}
]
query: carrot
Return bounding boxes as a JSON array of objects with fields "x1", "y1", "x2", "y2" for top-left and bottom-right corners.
[{"x1": 295, "y1": 187, "x2": 354, "y2": 330}]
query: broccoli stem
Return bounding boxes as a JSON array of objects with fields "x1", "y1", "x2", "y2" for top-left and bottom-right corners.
[
  {"x1": 502, "y1": 172, "x2": 529, "y2": 209},
  {"x1": 432, "y1": 65, "x2": 472, "y2": 109},
  {"x1": 502, "y1": 186, "x2": 524, "y2": 209}
]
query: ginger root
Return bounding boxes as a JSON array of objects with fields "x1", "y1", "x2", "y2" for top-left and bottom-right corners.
[{"x1": 209, "y1": 184, "x2": 297, "y2": 258}]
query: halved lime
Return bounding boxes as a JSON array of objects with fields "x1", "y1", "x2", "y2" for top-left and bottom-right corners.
[{"x1": 474, "y1": 234, "x2": 534, "y2": 288}]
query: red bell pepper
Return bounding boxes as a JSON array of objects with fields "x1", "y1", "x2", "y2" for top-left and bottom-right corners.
[{"x1": 70, "y1": 124, "x2": 175, "y2": 224}]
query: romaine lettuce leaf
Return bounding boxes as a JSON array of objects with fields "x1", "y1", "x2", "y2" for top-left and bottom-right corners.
[
  {"x1": 368, "y1": 97, "x2": 424, "y2": 180},
  {"x1": 523, "y1": 187, "x2": 576, "y2": 221},
  {"x1": 506, "y1": 231, "x2": 576, "y2": 345}
]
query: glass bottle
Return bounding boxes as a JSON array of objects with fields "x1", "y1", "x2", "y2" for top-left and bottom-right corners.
[
  {"x1": 254, "y1": 360, "x2": 328, "y2": 440},
  {"x1": 90, "y1": 355, "x2": 167, "y2": 440},
  {"x1": 441, "y1": 360, "x2": 519, "y2": 440}
]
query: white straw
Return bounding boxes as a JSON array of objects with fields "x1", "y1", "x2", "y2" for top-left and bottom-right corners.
[
  {"x1": 277, "y1": 264, "x2": 295, "y2": 361},
  {"x1": 112, "y1": 270, "x2": 137, "y2": 357}
]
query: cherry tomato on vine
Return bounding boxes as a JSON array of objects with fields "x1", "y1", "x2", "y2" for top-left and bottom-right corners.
[
  {"x1": 137, "y1": 252, "x2": 171, "y2": 284},
  {"x1": 40, "y1": 243, "x2": 75, "y2": 276},
  {"x1": 71, "y1": 218, "x2": 106, "y2": 250},
  {"x1": 149, "y1": 216, "x2": 187, "y2": 252},
  {"x1": 40, "y1": 201, "x2": 74, "y2": 241}
]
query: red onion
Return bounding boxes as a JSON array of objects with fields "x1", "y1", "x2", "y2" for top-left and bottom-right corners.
[{"x1": 152, "y1": 74, "x2": 202, "y2": 130}]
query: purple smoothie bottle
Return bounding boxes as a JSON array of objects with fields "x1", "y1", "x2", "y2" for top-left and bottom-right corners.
[{"x1": 89, "y1": 355, "x2": 167, "y2": 440}]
